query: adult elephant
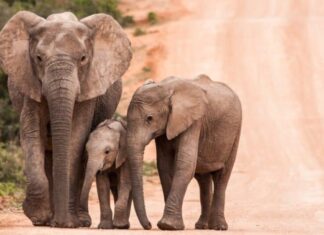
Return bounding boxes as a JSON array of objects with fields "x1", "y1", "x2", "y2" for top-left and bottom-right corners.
[
  {"x1": 0, "y1": 11, "x2": 131, "y2": 227},
  {"x1": 126, "y1": 75, "x2": 242, "y2": 230}
]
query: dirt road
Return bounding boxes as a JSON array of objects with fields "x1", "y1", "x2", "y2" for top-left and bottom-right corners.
[{"x1": 1, "y1": 0, "x2": 324, "y2": 234}]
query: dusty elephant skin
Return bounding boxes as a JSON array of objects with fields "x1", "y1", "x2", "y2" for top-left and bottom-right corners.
[
  {"x1": 0, "y1": 11, "x2": 131, "y2": 227},
  {"x1": 79, "y1": 118, "x2": 132, "y2": 229},
  {"x1": 127, "y1": 75, "x2": 242, "y2": 230}
]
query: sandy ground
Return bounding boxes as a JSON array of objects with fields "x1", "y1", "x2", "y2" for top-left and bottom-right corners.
[{"x1": 1, "y1": 0, "x2": 324, "y2": 234}]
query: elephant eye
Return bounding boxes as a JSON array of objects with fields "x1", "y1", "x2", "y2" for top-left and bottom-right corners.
[
  {"x1": 146, "y1": 115, "x2": 153, "y2": 124},
  {"x1": 36, "y1": 55, "x2": 42, "y2": 63},
  {"x1": 104, "y1": 148, "x2": 110, "y2": 155},
  {"x1": 80, "y1": 55, "x2": 88, "y2": 64}
]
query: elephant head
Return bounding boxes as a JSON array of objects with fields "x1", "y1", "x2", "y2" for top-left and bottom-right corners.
[
  {"x1": 126, "y1": 77, "x2": 208, "y2": 229},
  {"x1": 80, "y1": 119, "x2": 127, "y2": 211},
  {"x1": 0, "y1": 11, "x2": 131, "y2": 220}
]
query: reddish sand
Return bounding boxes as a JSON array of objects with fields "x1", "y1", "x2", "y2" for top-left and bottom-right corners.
[{"x1": 1, "y1": 0, "x2": 324, "y2": 234}]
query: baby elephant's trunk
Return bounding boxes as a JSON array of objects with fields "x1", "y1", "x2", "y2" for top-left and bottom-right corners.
[{"x1": 80, "y1": 158, "x2": 102, "y2": 212}]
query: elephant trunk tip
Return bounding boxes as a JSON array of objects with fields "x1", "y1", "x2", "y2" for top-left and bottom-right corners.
[{"x1": 143, "y1": 221, "x2": 152, "y2": 230}]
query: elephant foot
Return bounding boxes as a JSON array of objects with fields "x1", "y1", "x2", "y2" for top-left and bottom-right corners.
[
  {"x1": 23, "y1": 197, "x2": 52, "y2": 226},
  {"x1": 113, "y1": 219, "x2": 130, "y2": 229},
  {"x1": 78, "y1": 211, "x2": 92, "y2": 227},
  {"x1": 98, "y1": 219, "x2": 113, "y2": 229},
  {"x1": 208, "y1": 216, "x2": 228, "y2": 230},
  {"x1": 51, "y1": 214, "x2": 80, "y2": 228},
  {"x1": 113, "y1": 209, "x2": 130, "y2": 229},
  {"x1": 195, "y1": 216, "x2": 209, "y2": 229},
  {"x1": 157, "y1": 214, "x2": 184, "y2": 230}
]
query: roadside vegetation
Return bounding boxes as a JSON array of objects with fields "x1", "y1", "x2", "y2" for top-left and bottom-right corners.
[{"x1": 143, "y1": 161, "x2": 158, "y2": 176}]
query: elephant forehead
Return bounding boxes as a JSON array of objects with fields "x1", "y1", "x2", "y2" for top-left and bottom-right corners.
[
  {"x1": 88, "y1": 128, "x2": 120, "y2": 147},
  {"x1": 34, "y1": 21, "x2": 90, "y2": 42},
  {"x1": 133, "y1": 85, "x2": 170, "y2": 104},
  {"x1": 34, "y1": 24, "x2": 90, "y2": 56},
  {"x1": 47, "y1": 12, "x2": 78, "y2": 22}
]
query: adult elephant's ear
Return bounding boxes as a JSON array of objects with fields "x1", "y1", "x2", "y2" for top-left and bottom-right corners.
[
  {"x1": 0, "y1": 11, "x2": 44, "y2": 102},
  {"x1": 79, "y1": 14, "x2": 132, "y2": 101},
  {"x1": 166, "y1": 82, "x2": 209, "y2": 140}
]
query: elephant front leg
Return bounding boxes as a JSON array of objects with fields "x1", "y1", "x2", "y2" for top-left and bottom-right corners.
[
  {"x1": 97, "y1": 173, "x2": 113, "y2": 229},
  {"x1": 157, "y1": 123, "x2": 201, "y2": 230},
  {"x1": 156, "y1": 135, "x2": 174, "y2": 202},
  {"x1": 113, "y1": 164, "x2": 131, "y2": 229},
  {"x1": 20, "y1": 99, "x2": 51, "y2": 226},
  {"x1": 69, "y1": 100, "x2": 95, "y2": 225}
]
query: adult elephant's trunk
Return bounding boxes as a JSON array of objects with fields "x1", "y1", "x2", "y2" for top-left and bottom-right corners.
[
  {"x1": 127, "y1": 134, "x2": 152, "y2": 230},
  {"x1": 44, "y1": 61, "x2": 79, "y2": 221}
]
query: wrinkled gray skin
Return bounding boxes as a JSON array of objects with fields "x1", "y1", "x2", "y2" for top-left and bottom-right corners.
[
  {"x1": 79, "y1": 119, "x2": 132, "y2": 229},
  {"x1": 127, "y1": 75, "x2": 242, "y2": 230},
  {"x1": 0, "y1": 11, "x2": 131, "y2": 227}
]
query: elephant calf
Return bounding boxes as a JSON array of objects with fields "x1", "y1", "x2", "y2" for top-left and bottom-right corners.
[
  {"x1": 127, "y1": 75, "x2": 242, "y2": 230},
  {"x1": 79, "y1": 118, "x2": 131, "y2": 229}
]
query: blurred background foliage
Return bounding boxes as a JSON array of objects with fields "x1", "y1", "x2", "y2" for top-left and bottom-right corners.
[
  {"x1": 0, "y1": 0, "x2": 135, "y2": 203},
  {"x1": 0, "y1": 0, "x2": 135, "y2": 29}
]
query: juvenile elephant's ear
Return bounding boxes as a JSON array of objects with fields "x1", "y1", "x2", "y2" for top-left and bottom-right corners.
[
  {"x1": 115, "y1": 124, "x2": 127, "y2": 168},
  {"x1": 79, "y1": 14, "x2": 132, "y2": 101},
  {"x1": 166, "y1": 82, "x2": 208, "y2": 140},
  {"x1": 0, "y1": 11, "x2": 44, "y2": 102}
]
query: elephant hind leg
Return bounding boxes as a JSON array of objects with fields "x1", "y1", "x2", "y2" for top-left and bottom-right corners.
[
  {"x1": 194, "y1": 173, "x2": 212, "y2": 229},
  {"x1": 208, "y1": 132, "x2": 240, "y2": 231}
]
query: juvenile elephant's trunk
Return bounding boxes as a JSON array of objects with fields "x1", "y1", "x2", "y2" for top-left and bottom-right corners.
[
  {"x1": 127, "y1": 135, "x2": 151, "y2": 230},
  {"x1": 44, "y1": 61, "x2": 79, "y2": 222},
  {"x1": 80, "y1": 158, "x2": 102, "y2": 212}
]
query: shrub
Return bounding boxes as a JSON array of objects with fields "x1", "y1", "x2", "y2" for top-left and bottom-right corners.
[
  {"x1": 0, "y1": 71, "x2": 19, "y2": 143},
  {"x1": 143, "y1": 161, "x2": 157, "y2": 176},
  {"x1": 0, "y1": 0, "x2": 130, "y2": 28},
  {"x1": 133, "y1": 27, "x2": 146, "y2": 36},
  {"x1": 147, "y1": 11, "x2": 158, "y2": 25},
  {"x1": 0, "y1": 142, "x2": 25, "y2": 206},
  {"x1": 121, "y1": 15, "x2": 135, "y2": 27},
  {"x1": 0, "y1": 142, "x2": 25, "y2": 185},
  {"x1": 142, "y1": 66, "x2": 151, "y2": 73}
]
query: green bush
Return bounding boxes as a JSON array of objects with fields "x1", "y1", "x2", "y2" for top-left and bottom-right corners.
[
  {"x1": 0, "y1": 182, "x2": 21, "y2": 196},
  {"x1": 142, "y1": 66, "x2": 151, "y2": 73},
  {"x1": 143, "y1": 161, "x2": 157, "y2": 176},
  {"x1": 0, "y1": 71, "x2": 19, "y2": 143},
  {"x1": 0, "y1": 142, "x2": 25, "y2": 185},
  {"x1": 133, "y1": 27, "x2": 146, "y2": 36},
  {"x1": 0, "y1": 182, "x2": 25, "y2": 208},
  {"x1": 0, "y1": 142, "x2": 25, "y2": 205},
  {"x1": 0, "y1": 0, "x2": 132, "y2": 29},
  {"x1": 121, "y1": 15, "x2": 135, "y2": 27},
  {"x1": 147, "y1": 11, "x2": 158, "y2": 25}
]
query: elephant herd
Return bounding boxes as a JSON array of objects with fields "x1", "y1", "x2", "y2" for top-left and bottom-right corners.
[{"x1": 0, "y1": 11, "x2": 242, "y2": 231}]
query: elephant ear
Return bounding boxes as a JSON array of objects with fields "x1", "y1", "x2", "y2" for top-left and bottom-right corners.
[
  {"x1": 166, "y1": 82, "x2": 208, "y2": 140},
  {"x1": 0, "y1": 11, "x2": 44, "y2": 102},
  {"x1": 79, "y1": 14, "x2": 132, "y2": 101},
  {"x1": 115, "y1": 123, "x2": 127, "y2": 168}
]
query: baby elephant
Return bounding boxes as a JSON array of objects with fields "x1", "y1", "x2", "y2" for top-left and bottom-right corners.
[{"x1": 79, "y1": 119, "x2": 131, "y2": 229}]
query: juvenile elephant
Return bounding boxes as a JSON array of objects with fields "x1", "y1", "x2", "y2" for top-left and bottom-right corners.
[
  {"x1": 127, "y1": 75, "x2": 242, "y2": 230},
  {"x1": 79, "y1": 118, "x2": 131, "y2": 229},
  {"x1": 0, "y1": 11, "x2": 131, "y2": 227}
]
